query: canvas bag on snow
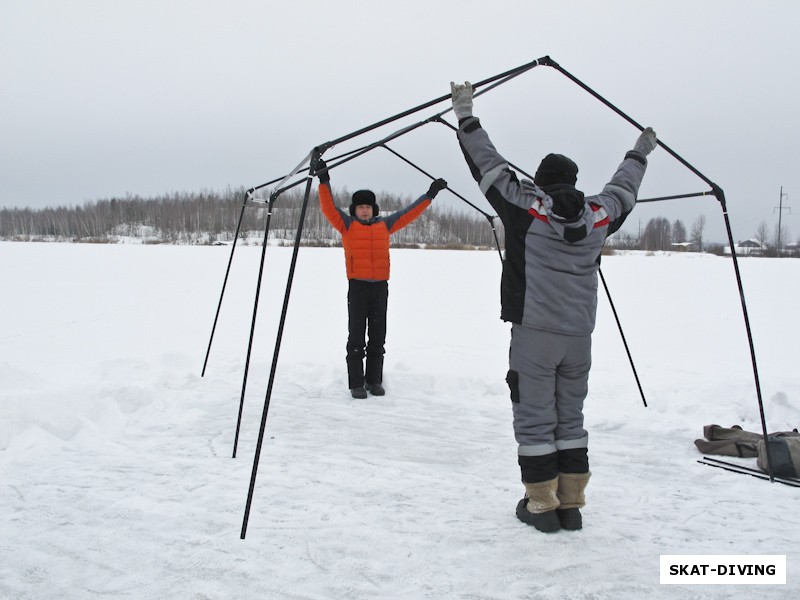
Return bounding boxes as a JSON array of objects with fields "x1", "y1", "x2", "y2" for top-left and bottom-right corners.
[
  {"x1": 695, "y1": 424, "x2": 800, "y2": 477},
  {"x1": 757, "y1": 437, "x2": 800, "y2": 478}
]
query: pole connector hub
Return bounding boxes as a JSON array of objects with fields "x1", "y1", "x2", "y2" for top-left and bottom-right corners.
[
  {"x1": 710, "y1": 183, "x2": 726, "y2": 209},
  {"x1": 537, "y1": 55, "x2": 557, "y2": 68}
]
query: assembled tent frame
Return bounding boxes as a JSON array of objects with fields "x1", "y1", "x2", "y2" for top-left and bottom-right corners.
[{"x1": 199, "y1": 56, "x2": 774, "y2": 539}]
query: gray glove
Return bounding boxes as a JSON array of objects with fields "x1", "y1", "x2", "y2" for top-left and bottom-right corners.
[
  {"x1": 633, "y1": 127, "x2": 657, "y2": 156},
  {"x1": 450, "y1": 81, "x2": 474, "y2": 120}
]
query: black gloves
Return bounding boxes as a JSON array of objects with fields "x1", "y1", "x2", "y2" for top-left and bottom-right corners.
[
  {"x1": 426, "y1": 178, "x2": 447, "y2": 199},
  {"x1": 315, "y1": 158, "x2": 330, "y2": 184}
]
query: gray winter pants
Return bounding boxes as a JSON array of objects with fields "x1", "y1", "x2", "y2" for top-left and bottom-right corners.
[{"x1": 508, "y1": 324, "x2": 591, "y2": 457}]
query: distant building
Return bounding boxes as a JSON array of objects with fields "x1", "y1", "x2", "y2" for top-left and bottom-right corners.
[{"x1": 723, "y1": 239, "x2": 767, "y2": 256}]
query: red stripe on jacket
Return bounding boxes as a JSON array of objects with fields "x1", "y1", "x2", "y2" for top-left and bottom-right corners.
[{"x1": 527, "y1": 201, "x2": 610, "y2": 228}]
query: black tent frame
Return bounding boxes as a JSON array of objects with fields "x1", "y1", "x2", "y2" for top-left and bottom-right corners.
[{"x1": 199, "y1": 56, "x2": 773, "y2": 538}]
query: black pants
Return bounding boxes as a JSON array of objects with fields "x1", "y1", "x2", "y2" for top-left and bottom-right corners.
[{"x1": 346, "y1": 280, "x2": 388, "y2": 389}]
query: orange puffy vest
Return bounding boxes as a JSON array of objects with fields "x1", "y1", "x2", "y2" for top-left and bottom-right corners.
[{"x1": 319, "y1": 183, "x2": 430, "y2": 280}]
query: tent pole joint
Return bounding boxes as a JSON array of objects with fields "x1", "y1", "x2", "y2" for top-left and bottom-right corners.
[
  {"x1": 711, "y1": 183, "x2": 726, "y2": 209},
  {"x1": 538, "y1": 55, "x2": 557, "y2": 68}
]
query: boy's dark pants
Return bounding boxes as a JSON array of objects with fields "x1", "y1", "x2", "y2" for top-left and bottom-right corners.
[{"x1": 346, "y1": 280, "x2": 388, "y2": 389}]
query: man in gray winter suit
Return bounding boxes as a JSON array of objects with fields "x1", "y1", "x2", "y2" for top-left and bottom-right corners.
[{"x1": 450, "y1": 81, "x2": 657, "y2": 533}]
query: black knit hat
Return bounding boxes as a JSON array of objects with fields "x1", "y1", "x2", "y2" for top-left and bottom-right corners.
[
  {"x1": 350, "y1": 189, "x2": 379, "y2": 217},
  {"x1": 533, "y1": 153, "x2": 579, "y2": 187}
]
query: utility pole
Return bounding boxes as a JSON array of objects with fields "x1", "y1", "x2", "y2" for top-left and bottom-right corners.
[
  {"x1": 774, "y1": 187, "x2": 790, "y2": 256},
  {"x1": 638, "y1": 219, "x2": 642, "y2": 249}
]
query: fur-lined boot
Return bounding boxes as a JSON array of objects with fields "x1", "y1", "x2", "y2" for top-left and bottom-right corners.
[
  {"x1": 515, "y1": 477, "x2": 561, "y2": 533},
  {"x1": 556, "y1": 471, "x2": 590, "y2": 530}
]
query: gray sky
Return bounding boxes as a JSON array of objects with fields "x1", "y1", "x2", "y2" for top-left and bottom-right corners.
[{"x1": 2, "y1": 0, "x2": 798, "y2": 243}]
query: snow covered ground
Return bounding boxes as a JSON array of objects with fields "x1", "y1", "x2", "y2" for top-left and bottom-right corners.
[{"x1": 1, "y1": 241, "x2": 798, "y2": 599}]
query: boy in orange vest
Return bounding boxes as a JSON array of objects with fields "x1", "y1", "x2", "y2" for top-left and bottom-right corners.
[{"x1": 316, "y1": 159, "x2": 446, "y2": 398}]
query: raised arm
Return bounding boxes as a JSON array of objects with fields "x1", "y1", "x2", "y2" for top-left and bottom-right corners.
[
  {"x1": 451, "y1": 81, "x2": 545, "y2": 217},
  {"x1": 599, "y1": 127, "x2": 657, "y2": 233},
  {"x1": 316, "y1": 159, "x2": 348, "y2": 234},
  {"x1": 383, "y1": 179, "x2": 445, "y2": 234}
]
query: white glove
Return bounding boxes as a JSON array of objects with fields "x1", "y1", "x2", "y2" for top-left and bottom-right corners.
[
  {"x1": 633, "y1": 127, "x2": 657, "y2": 156},
  {"x1": 450, "y1": 81, "x2": 474, "y2": 120}
]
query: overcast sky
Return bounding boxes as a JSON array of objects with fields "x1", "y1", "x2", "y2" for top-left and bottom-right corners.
[{"x1": 2, "y1": 0, "x2": 798, "y2": 243}]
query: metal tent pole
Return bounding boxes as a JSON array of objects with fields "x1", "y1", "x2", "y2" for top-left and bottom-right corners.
[
  {"x1": 201, "y1": 191, "x2": 249, "y2": 377},
  {"x1": 240, "y1": 153, "x2": 320, "y2": 538},
  {"x1": 542, "y1": 57, "x2": 773, "y2": 480},
  {"x1": 231, "y1": 192, "x2": 279, "y2": 459}
]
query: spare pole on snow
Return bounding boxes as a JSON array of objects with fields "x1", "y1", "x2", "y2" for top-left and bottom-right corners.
[
  {"x1": 240, "y1": 150, "x2": 321, "y2": 539},
  {"x1": 541, "y1": 57, "x2": 774, "y2": 481}
]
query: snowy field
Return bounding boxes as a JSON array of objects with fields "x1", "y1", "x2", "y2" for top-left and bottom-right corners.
[{"x1": 1, "y1": 241, "x2": 798, "y2": 599}]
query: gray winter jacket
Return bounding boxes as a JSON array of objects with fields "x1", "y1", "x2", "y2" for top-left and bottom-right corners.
[{"x1": 457, "y1": 116, "x2": 648, "y2": 335}]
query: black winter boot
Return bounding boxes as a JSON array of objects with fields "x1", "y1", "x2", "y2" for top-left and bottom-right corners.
[
  {"x1": 350, "y1": 386, "x2": 367, "y2": 399},
  {"x1": 555, "y1": 471, "x2": 590, "y2": 531},
  {"x1": 516, "y1": 477, "x2": 561, "y2": 533},
  {"x1": 365, "y1": 382, "x2": 385, "y2": 396},
  {"x1": 516, "y1": 500, "x2": 561, "y2": 533},
  {"x1": 556, "y1": 508, "x2": 582, "y2": 530}
]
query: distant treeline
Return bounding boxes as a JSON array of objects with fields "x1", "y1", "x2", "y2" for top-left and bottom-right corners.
[
  {"x1": 4, "y1": 189, "x2": 794, "y2": 256},
  {"x1": 0, "y1": 187, "x2": 503, "y2": 249}
]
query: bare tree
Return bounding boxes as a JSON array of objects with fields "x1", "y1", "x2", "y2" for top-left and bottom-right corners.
[
  {"x1": 608, "y1": 230, "x2": 639, "y2": 250},
  {"x1": 773, "y1": 221, "x2": 791, "y2": 256},
  {"x1": 690, "y1": 215, "x2": 706, "y2": 252},
  {"x1": 672, "y1": 219, "x2": 687, "y2": 244},
  {"x1": 642, "y1": 217, "x2": 672, "y2": 251},
  {"x1": 755, "y1": 221, "x2": 770, "y2": 249}
]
